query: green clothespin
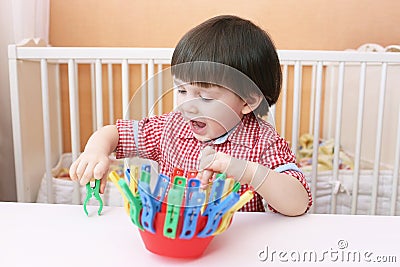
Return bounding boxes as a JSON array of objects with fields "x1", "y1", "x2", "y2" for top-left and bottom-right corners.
[
  {"x1": 232, "y1": 181, "x2": 241, "y2": 193},
  {"x1": 140, "y1": 170, "x2": 151, "y2": 184},
  {"x1": 118, "y1": 179, "x2": 144, "y2": 230},
  {"x1": 83, "y1": 179, "x2": 104, "y2": 216},
  {"x1": 164, "y1": 176, "x2": 187, "y2": 239},
  {"x1": 215, "y1": 173, "x2": 227, "y2": 180}
]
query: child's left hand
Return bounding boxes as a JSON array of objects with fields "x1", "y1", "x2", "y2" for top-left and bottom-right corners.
[{"x1": 197, "y1": 146, "x2": 251, "y2": 186}]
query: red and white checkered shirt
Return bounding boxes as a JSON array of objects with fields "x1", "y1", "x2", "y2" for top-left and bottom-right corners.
[{"x1": 116, "y1": 111, "x2": 312, "y2": 213}]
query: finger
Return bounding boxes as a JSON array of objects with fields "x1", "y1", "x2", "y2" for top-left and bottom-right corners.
[
  {"x1": 94, "y1": 162, "x2": 108, "y2": 194},
  {"x1": 69, "y1": 159, "x2": 80, "y2": 181},
  {"x1": 200, "y1": 170, "x2": 214, "y2": 185},
  {"x1": 199, "y1": 152, "x2": 218, "y2": 171},
  {"x1": 199, "y1": 146, "x2": 215, "y2": 162},
  {"x1": 100, "y1": 176, "x2": 107, "y2": 194},
  {"x1": 200, "y1": 146, "x2": 215, "y2": 156},
  {"x1": 93, "y1": 160, "x2": 108, "y2": 180},
  {"x1": 75, "y1": 160, "x2": 89, "y2": 182},
  {"x1": 80, "y1": 162, "x2": 96, "y2": 185}
]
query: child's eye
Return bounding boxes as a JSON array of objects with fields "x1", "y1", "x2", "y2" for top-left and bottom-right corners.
[
  {"x1": 200, "y1": 96, "x2": 213, "y2": 102},
  {"x1": 177, "y1": 89, "x2": 187, "y2": 94}
]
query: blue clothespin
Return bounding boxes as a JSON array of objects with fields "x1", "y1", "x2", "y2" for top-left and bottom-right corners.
[
  {"x1": 137, "y1": 164, "x2": 156, "y2": 233},
  {"x1": 202, "y1": 177, "x2": 225, "y2": 216},
  {"x1": 139, "y1": 180, "x2": 156, "y2": 233},
  {"x1": 125, "y1": 168, "x2": 131, "y2": 183},
  {"x1": 197, "y1": 191, "x2": 240, "y2": 238},
  {"x1": 152, "y1": 174, "x2": 170, "y2": 212},
  {"x1": 141, "y1": 164, "x2": 151, "y2": 174},
  {"x1": 180, "y1": 179, "x2": 205, "y2": 239},
  {"x1": 164, "y1": 176, "x2": 187, "y2": 239}
]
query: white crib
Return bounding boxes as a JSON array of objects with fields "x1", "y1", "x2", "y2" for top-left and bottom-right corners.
[{"x1": 8, "y1": 40, "x2": 400, "y2": 215}]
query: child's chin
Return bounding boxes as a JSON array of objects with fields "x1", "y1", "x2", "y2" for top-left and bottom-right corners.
[{"x1": 193, "y1": 133, "x2": 211, "y2": 142}]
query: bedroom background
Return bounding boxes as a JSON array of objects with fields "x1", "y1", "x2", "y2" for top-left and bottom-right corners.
[{"x1": 1, "y1": 0, "x2": 400, "y2": 201}]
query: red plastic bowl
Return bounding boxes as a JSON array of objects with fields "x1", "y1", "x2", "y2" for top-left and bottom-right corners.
[{"x1": 139, "y1": 212, "x2": 214, "y2": 258}]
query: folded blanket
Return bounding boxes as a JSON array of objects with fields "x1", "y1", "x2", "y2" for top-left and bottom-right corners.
[{"x1": 297, "y1": 133, "x2": 354, "y2": 172}]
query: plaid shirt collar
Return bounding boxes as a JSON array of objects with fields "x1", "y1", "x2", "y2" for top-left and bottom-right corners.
[{"x1": 178, "y1": 113, "x2": 260, "y2": 148}]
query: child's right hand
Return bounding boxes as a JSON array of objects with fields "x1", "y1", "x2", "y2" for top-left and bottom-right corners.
[
  {"x1": 69, "y1": 151, "x2": 110, "y2": 194},
  {"x1": 69, "y1": 125, "x2": 119, "y2": 194}
]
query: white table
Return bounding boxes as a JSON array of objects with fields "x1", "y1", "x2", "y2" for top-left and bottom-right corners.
[{"x1": 1, "y1": 202, "x2": 399, "y2": 267}]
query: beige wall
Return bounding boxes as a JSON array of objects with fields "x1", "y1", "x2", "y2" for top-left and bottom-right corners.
[
  {"x1": 49, "y1": 0, "x2": 400, "y2": 151},
  {"x1": 50, "y1": 0, "x2": 400, "y2": 49}
]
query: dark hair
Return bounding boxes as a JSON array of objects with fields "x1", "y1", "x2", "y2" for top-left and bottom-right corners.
[{"x1": 171, "y1": 15, "x2": 282, "y2": 116}]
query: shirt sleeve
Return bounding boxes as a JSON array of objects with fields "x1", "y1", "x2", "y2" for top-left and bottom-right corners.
[
  {"x1": 115, "y1": 119, "x2": 137, "y2": 158},
  {"x1": 263, "y1": 136, "x2": 313, "y2": 213},
  {"x1": 115, "y1": 115, "x2": 165, "y2": 162}
]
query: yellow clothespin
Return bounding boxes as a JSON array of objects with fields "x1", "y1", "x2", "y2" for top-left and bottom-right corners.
[
  {"x1": 201, "y1": 185, "x2": 211, "y2": 214},
  {"x1": 109, "y1": 171, "x2": 130, "y2": 214},
  {"x1": 221, "y1": 178, "x2": 235, "y2": 200},
  {"x1": 129, "y1": 165, "x2": 139, "y2": 196},
  {"x1": 213, "y1": 190, "x2": 254, "y2": 235}
]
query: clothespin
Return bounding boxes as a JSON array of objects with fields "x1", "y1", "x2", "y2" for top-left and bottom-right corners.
[
  {"x1": 119, "y1": 178, "x2": 143, "y2": 230},
  {"x1": 180, "y1": 179, "x2": 205, "y2": 239},
  {"x1": 202, "y1": 177, "x2": 225, "y2": 216},
  {"x1": 213, "y1": 189, "x2": 254, "y2": 235},
  {"x1": 140, "y1": 168, "x2": 151, "y2": 184},
  {"x1": 141, "y1": 164, "x2": 151, "y2": 174},
  {"x1": 164, "y1": 176, "x2": 187, "y2": 239},
  {"x1": 187, "y1": 170, "x2": 198, "y2": 179},
  {"x1": 232, "y1": 181, "x2": 241, "y2": 193},
  {"x1": 128, "y1": 165, "x2": 139, "y2": 196},
  {"x1": 197, "y1": 191, "x2": 240, "y2": 238},
  {"x1": 215, "y1": 173, "x2": 227, "y2": 180},
  {"x1": 138, "y1": 177, "x2": 156, "y2": 233},
  {"x1": 221, "y1": 178, "x2": 235, "y2": 200},
  {"x1": 171, "y1": 167, "x2": 184, "y2": 183},
  {"x1": 152, "y1": 174, "x2": 170, "y2": 212},
  {"x1": 83, "y1": 179, "x2": 104, "y2": 216},
  {"x1": 110, "y1": 171, "x2": 130, "y2": 215}
]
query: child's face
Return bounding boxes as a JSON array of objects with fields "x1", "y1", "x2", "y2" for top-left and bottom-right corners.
[{"x1": 175, "y1": 80, "x2": 247, "y2": 142}]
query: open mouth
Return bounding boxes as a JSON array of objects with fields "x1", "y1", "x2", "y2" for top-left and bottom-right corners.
[
  {"x1": 189, "y1": 119, "x2": 207, "y2": 135},
  {"x1": 190, "y1": 120, "x2": 206, "y2": 129}
]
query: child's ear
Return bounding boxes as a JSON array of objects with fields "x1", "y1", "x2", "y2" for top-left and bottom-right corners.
[{"x1": 241, "y1": 94, "x2": 263, "y2": 115}]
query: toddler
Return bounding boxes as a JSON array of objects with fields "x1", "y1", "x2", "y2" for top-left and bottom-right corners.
[{"x1": 70, "y1": 15, "x2": 312, "y2": 216}]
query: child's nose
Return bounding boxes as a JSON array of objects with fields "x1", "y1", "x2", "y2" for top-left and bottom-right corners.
[{"x1": 180, "y1": 98, "x2": 199, "y2": 115}]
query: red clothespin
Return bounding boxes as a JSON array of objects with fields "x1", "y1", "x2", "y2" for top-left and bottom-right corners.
[
  {"x1": 187, "y1": 170, "x2": 198, "y2": 179},
  {"x1": 171, "y1": 167, "x2": 184, "y2": 183}
]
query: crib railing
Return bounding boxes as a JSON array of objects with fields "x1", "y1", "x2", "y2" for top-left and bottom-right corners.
[{"x1": 8, "y1": 43, "x2": 400, "y2": 215}]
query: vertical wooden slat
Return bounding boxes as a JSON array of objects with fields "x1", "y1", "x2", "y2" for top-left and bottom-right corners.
[
  {"x1": 95, "y1": 59, "x2": 103, "y2": 129},
  {"x1": 390, "y1": 108, "x2": 400, "y2": 215},
  {"x1": 148, "y1": 59, "x2": 155, "y2": 117},
  {"x1": 291, "y1": 61, "x2": 302, "y2": 154},
  {"x1": 280, "y1": 64, "x2": 288, "y2": 137},
  {"x1": 68, "y1": 59, "x2": 81, "y2": 204},
  {"x1": 55, "y1": 64, "x2": 63, "y2": 157},
  {"x1": 310, "y1": 61, "x2": 323, "y2": 214},
  {"x1": 121, "y1": 59, "x2": 129, "y2": 119},
  {"x1": 108, "y1": 63, "x2": 114, "y2": 124},
  {"x1": 40, "y1": 59, "x2": 53, "y2": 203},
  {"x1": 90, "y1": 63, "x2": 96, "y2": 132},
  {"x1": 351, "y1": 62, "x2": 367, "y2": 214},
  {"x1": 371, "y1": 63, "x2": 388, "y2": 215},
  {"x1": 327, "y1": 66, "x2": 336, "y2": 139},
  {"x1": 158, "y1": 64, "x2": 163, "y2": 115},
  {"x1": 331, "y1": 62, "x2": 345, "y2": 213},
  {"x1": 308, "y1": 63, "x2": 316, "y2": 134},
  {"x1": 141, "y1": 64, "x2": 147, "y2": 117},
  {"x1": 8, "y1": 51, "x2": 26, "y2": 201}
]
